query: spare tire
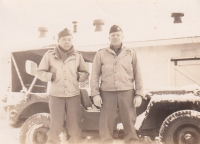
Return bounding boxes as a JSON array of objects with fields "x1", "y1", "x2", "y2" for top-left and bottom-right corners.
[
  {"x1": 159, "y1": 110, "x2": 200, "y2": 144},
  {"x1": 19, "y1": 113, "x2": 50, "y2": 144}
]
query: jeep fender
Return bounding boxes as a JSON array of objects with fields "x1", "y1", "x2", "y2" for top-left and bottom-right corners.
[
  {"x1": 6, "y1": 93, "x2": 49, "y2": 125},
  {"x1": 138, "y1": 94, "x2": 200, "y2": 138}
]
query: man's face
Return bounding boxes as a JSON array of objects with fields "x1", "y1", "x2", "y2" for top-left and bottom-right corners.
[
  {"x1": 109, "y1": 31, "x2": 124, "y2": 47},
  {"x1": 58, "y1": 36, "x2": 73, "y2": 50}
]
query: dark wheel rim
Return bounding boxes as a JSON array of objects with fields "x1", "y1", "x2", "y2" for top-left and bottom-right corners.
[
  {"x1": 176, "y1": 127, "x2": 200, "y2": 144},
  {"x1": 27, "y1": 124, "x2": 49, "y2": 144}
]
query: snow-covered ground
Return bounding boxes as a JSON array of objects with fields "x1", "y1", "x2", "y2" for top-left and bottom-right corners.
[{"x1": 0, "y1": 118, "x2": 20, "y2": 144}]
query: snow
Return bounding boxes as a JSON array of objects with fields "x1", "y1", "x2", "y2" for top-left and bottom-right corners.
[
  {"x1": 150, "y1": 93, "x2": 200, "y2": 103},
  {"x1": 144, "y1": 84, "x2": 200, "y2": 94}
]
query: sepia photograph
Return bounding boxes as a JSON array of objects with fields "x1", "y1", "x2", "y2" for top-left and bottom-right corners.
[{"x1": 0, "y1": 0, "x2": 200, "y2": 144}]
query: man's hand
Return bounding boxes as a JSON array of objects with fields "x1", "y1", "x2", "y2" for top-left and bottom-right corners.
[
  {"x1": 133, "y1": 95, "x2": 142, "y2": 107},
  {"x1": 93, "y1": 95, "x2": 102, "y2": 107}
]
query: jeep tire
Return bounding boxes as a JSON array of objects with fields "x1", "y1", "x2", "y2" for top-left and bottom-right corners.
[
  {"x1": 159, "y1": 110, "x2": 200, "y2": 144},
  {"x1": 19, "y1": 113, "x2": 50, "y2": 144}
]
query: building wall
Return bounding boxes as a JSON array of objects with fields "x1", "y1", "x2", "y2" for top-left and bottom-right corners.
[{"x1": 130, "y1": 43, "x2": 200, "y2": 89}]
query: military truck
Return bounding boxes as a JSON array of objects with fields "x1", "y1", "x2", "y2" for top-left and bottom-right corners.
[{"x1": 3, "y1": 45, "x2": 200, "y2": 144}]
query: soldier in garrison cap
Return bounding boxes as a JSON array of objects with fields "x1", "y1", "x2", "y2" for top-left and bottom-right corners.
[
  {"x1": 90, "y1": 25, "x2": 144, "y2": 144},
  {"x1": 37, "y1": 28, "x2": 89, "y2": 144}
]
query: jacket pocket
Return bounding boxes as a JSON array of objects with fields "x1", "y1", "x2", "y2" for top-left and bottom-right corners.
[{"x1": 67, "y1": 80, "x2": 79, "y2": 93}]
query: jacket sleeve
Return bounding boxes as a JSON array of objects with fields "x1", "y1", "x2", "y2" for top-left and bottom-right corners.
[
  {"x1": 37, "y1": 52, "x2": 53, "y2": 82},
  {"x1": 77, "y1": 54, "x2": 89, "y2": 82},
  {"x1": 90, "y1": 51, "x2": 102, "y2": 96},
  {"x1": 132, "y1": 50, "x2": 144, "y2": 98}
]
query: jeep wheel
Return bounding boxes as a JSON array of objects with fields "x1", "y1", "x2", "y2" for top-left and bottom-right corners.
[
  {"x1": 19, "y1": 113, "x2": 50, "y2": 144},
  {"x1": 159, "y1": 110, "x2": 200, "y2": 144}
]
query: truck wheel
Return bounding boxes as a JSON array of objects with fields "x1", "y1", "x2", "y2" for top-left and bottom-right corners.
[
  {"x1": 19, "y1": 113, "x2": 50, "y2": 144},
  {"x1": 159, "y1": 110, "x2": 200, "y2": 144}
]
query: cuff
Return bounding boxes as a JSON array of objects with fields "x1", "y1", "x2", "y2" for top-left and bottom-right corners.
[
  {"x1": 91, "y1": 91, "x2": 100, "y2": 97},
  {"x1": 135, "y1": 92, "x2": 144, "y2": 99},
  {"x1": 47, "y1": 73, "x2": 53, "y2": 82}
]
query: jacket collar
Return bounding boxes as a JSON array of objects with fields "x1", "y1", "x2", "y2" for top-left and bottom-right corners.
[
  {"x1": 106, "y1": 44, "x2": 128, "y2": 62},
  {"x1": 53, "y1": 45, "x2": 76, "y2": 61},
  {"x1": 106, "y1": 43, "x2": 126, "y2": 55},
  {"x1": 53, "y1": 46, "x2": 60, "y2": 58}
]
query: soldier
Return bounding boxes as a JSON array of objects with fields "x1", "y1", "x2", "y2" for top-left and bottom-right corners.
[
  {"x1": 90, "y1": 25, "x2": 144, "y2": 144},
  {"x1": 37, "y1": 28, "x2": 89, "y2": 144}
]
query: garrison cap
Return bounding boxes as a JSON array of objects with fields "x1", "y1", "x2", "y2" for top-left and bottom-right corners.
[
  {"x1": 58, "y1": 28, "x2": 72, "y2": 39},
  {"x1": 109, "y1": 25, "x2": 122, "y2": 34}
]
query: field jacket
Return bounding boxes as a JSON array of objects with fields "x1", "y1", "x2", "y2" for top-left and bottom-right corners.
[
  {"x1": 37, "y1": 47, "x2": 89, "y2": 97},
  {"x1": 90, "y1": 45, "x2": 143, "y2": 97}
]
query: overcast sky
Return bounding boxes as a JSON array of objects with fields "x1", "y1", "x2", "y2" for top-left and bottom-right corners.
[{"x1": 1, "y1": 0, "x2": 200, "y2": 53}]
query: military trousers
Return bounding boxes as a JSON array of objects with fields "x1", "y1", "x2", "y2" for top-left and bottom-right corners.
[
  {"x1": 99, "y1": 90, "x2": 139, "y2": 144},
  {"x1": 46, "y1": 95, "x2": 82, "y2": 144}
]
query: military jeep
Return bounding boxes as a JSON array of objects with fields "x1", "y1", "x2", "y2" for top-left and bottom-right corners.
[{"x1": 3, "y1": 45, "x2": 200, "y2": 144}]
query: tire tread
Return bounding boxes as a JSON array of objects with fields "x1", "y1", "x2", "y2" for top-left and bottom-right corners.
[
  {"x1": 159, "y1": 110, "x2": 200, "y2": 143},
  {"x1": 19, "y1": 113, "x2": 50, "y2": 144}
]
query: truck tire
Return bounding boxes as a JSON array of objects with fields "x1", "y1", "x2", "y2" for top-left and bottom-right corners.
[
  {"x1": 19, "y1": 113, "x2": 50, "y2": 144},
  {"x1": 159, "y1": 110, "x2": 200, "y2": 144}
]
